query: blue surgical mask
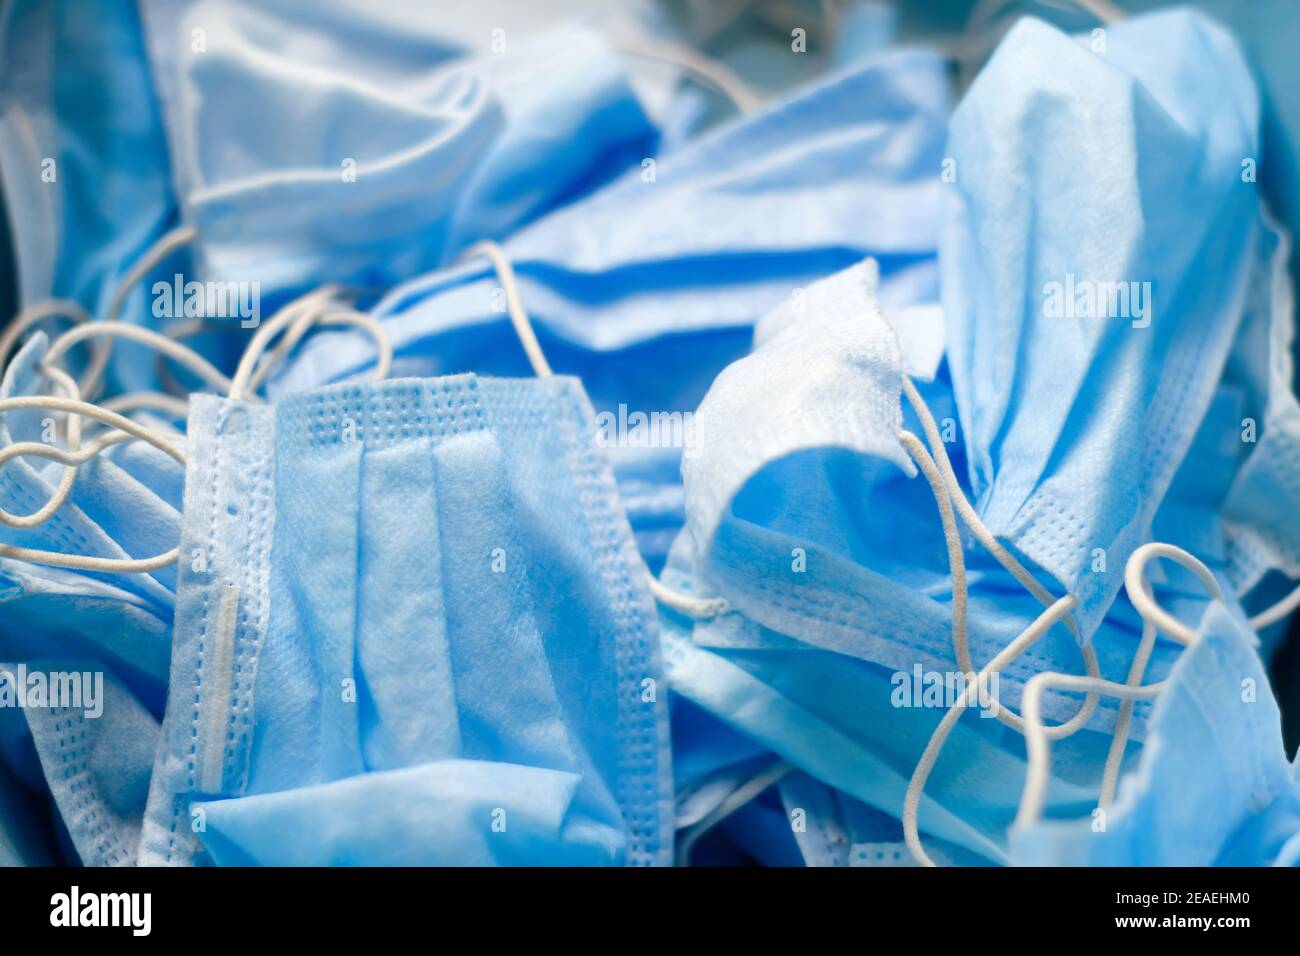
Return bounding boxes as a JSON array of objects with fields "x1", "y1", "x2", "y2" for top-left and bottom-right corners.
[
  {"x1": 0, "y1": 335, "x2": 177, "y2": 705},
  {"x1": 0, "y1": 661, "x2": 158, "y2": 866},
  {"x1": 1010, "y1": 600, "x2": 1300, "y2": 866},
  {"x1": 0, "y1": 0, "x2": 184, "y2": 395},
  {"x1": 657, "y1": 260, "x2": 1126, "y2": 864},
  {"x1": 656, "y1": 249, "x2": 1274, "y2": 867},
  {"x1": 138, "y1": 1, "x2": 655, "y2": 300},
  {"x1": 141, "y1": 372, "x2": 672, "y2": 866},
  {"x1": 266, "y1": 45, "x2": 953, "y2": 571},
  {"x1": 1219, "y1": 215, "x2": 1300, "y2": 600},
  {"x1": 941, "y1": 9, "x2": 1264, "y2": 638}
]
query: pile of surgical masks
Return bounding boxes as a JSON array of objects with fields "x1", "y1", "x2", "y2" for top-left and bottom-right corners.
[{"x1": 2, "y1": 0, "x2": 1299, "y2": 867}]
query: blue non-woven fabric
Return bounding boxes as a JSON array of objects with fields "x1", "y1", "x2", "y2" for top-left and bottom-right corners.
[
  {"x1": 0, "y1": 0, "x2": 175, "y2": 317},
  {"x1": 1010, "y1": 602, "x2": 1299, "y2": 866},
  {"x1": 142, "y1": 374, "x2": 672, "y2": 866},
  {"x1": 942, "y1": 10, "x2": 1263, "y2": 638},
  {"x1": 269, "y1": 46, "x2": 953, "y2": 570},
  {"x1": 0, "y1": 336, "x2": 178, "y2": 706},
  {"x1": 0, "y1": 662, "x2": 159, "y2": 867},
  {"x1": 137, "y1": 0, "x2": 658, "y2": 301}
]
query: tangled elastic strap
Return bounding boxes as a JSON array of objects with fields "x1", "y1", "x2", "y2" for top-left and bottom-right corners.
[
  {"x1": 0, "y1": 232, "x2": 709, "y2": 607},
  {"x1": 6, "y1": 235, "x2": 1299, "y2": 865},
  {"x1": 626, "y1": 337, "x2": 1300, "y2": 865},
  {"x1": 894, "y1": 375, "x2": 1299, "y2": 866},
  {"x1": 0, "y1": 228, "x2": 392, "y2": 573}
]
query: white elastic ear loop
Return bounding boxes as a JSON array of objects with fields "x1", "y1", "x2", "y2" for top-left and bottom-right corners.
[
  {"x1": 79, "y1": 224, "x2": 198, "y2": 400},
  {"x1": 464, "y1": 240, "x2": 726, "y2": 617},
  {"x1": 899, "y1": 428, "x2": 1102, "y2": 737},
  {"x1": 898, "y1": 381, "x2": 1101, "y2": 733},
  {"x1": 1123, "y1": 542, "x2": 1222, "y2": 647},
  {"x1": 613, "y1": 38, "x2": 761, "y2": 114},
  {"x1": 676, "y1": 760, "x2": 794, "y2": 866},
  {"x1": 902, "y1": 594, "x2": 1077, "y2": 868},
  {"x1": 899, "y1": 429, "x2": 970, "y2": 672},
  {"x1": 647, "y1": 575, "x2": 730, "y2": 618},
  {"x1": 1015, "y1": 673, "x2": 1163, "y2": 830},
  {"x1": 0, "y1": 300, "x2": 93, "y2": 380},
  {"x1": 0, "y1": 364, "x2": 85, "y2": 530},
  {"x1": 44, "y1": 321, "x2": 233, "y2": 396},
  {"x1": 462, "y1": 240, "x2": 554, "y2": 379},
  {"x1": 228, "y1": 295, "x2": 393, "y2": 402},
  {"x1": 99, "y1": 392, "x2": 190, "y2": 421},
  {"x1": 0, "y1": 396, "x2": 185, "y2": 572},
  {"x1": 901, "y1": 377, "x2": 1083, "y2": 644},
  {"x1": 241, "y1": 287, "x2": 347, "y2": 395},
  {"x1": 1095, "y1": 542, "x2": 1222, "y2": 807},
  {"x1": 1, "y1": 363, "x2": 155, "y2": 532},
  {"x1": 154, "y1": 314, "x2": 269, "y2": 399},
  {"x1": 1248, "y1": 581, "x2": 1300, "y2": 631}
]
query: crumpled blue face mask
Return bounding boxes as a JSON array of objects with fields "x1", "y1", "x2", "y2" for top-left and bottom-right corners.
[
  {"x1": 657, "y1": 260, "x2": 1121, "y2": 865},
  {"x1": 1218, "y1": 216, "x2": 1300, "y2": 603},
  {"x1": 1010, "y1": 600, "x2": 1300, "y2": 866},
  {"x1": 654, "y1": 9, "x2": 1300, "y2": 869},
  {"x1": 0, "y1": 335, "x2": 178, "y2": 706},
  {"x1": 1151, "y1": 207, "x2": 1300, "y2": 638},
  {"x1": 0, "y1": 661, "x2": 158, "y2": 866},
  {"x1": 0, "y1": 0, "x2": 186, "y2": 395},
  {"x1": 268, "y1": 45, "x2": 952, "y2": 569},
  {"x1": 140, "y1": 356, "x2": 672, "y2": 865},
  {"x1": 941, "y1": 9, "x2": 1263, "y2": 638},
  {"x1": 0, "y1": 0, "x2": 174, "y2": 318},
  {"x1": 138, "y1": 0, "x2": 656, "y2": 299},
  {"x1": 656, "y1": 227, "x2": 1300, "y2": 866}
]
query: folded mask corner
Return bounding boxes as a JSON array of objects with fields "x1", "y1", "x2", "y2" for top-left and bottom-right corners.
[{"x1": 684, "y1": 258, "x2": 915, "y2": 556}]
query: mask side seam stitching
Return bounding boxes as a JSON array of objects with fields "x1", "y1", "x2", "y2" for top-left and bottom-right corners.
[{"x1": 561, "y1": 383, "x2": 669, "y2": 866}]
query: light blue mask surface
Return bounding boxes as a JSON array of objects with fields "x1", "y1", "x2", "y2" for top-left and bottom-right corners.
[
  {"x1": 941, "y1": 10, "x2": 1263, "y2": 638},
  {"x1": 0, "y1": 661, "x2": 158, "y2": 867},
  {"x1": 0, "y1": 336, "x2": 178, "y2": 707},
  {"x1": 138, "y1": 1, "x2": 656, "y2": 300},
  {"x1": 657, "y1": 261, "x2": 1159, "y2": 864},
  {"x1": 141, "y1": 374, "x2": 671, "y2": 866},
  {"x1": 1150, "y1": 207, "x2": 1300, "y2": 646},
  {"x1": 657, "y1": 238, "x2": 1298, "y2": 864},
  {"x1": 0, "y1": 0, "x2": 174, "y2": 315},
  {"x1": 1010, "y1": 601, "x2": 1300, "y2": 866},
  {"x1": 1218, "y1": 218, "x2": 1300, "y2": 596},
  {"x1": 270, "y1": 46, "x2": 952, "y2": 569},
  {"x1": 0, "y1": 0, "x2": 182, "y2": 393}
]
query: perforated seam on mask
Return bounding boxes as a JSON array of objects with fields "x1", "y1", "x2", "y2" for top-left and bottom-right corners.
[
  {"x1": 1144, "y1": 311, "x2": 1215, "y2": 488},
  {"x1": 1, "y1": 435, "x2": 175, "y2": 580},
  {"x1": 167, "y1": 404, "x2": 225, "y2": 864},
  {"x1": 429, "y1": 378, "x2": 486, "y2": 436},
  {"x1": 559, "y1": 381, "x2": 669, "y2": 866},
  {"x1": 852, "y1": 843, "x2": 908, "y2": 866},
  {"x1": 742, "y1": 570, "x2": 1127, "y2": 723},
  {"x1": 818, "y1": 804, "x2": 842, "y2": 867},
  {"x1": 229, "y1": 411, "x2": 275, "y2": 796},
  {"x1": 48, "y1": 711, "x2": 129, "y2": 866},
  {"x1": 281, "y1": 378, "x2": 492, "y2": 449},
  {"x1": 5, "y1": 474, "x2": 96, "y2": 565},
  {"x1": 1012, "y1": 492, "x2": 1091, "y2": 576}
]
